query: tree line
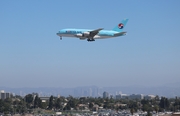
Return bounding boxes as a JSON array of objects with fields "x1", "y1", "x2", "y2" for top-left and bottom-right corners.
[{"x1": 0, "y1": 94, "x2": 180, "y2": 114}]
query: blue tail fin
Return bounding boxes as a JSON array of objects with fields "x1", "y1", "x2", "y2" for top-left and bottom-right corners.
[{"x1": 112, "y1": 19, "x2": 129, "y2": 32}]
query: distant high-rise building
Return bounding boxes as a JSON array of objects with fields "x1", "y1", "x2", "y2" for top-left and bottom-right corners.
[
  {"x1": 110, "y1": 94, "x2": 114, "y2": 99},
  {"x1": 144, "y1": 95, "x2": 155, "y2": 100},
  {"x1": 98, "y1": 87, "x2": 103, "y2": 97},
  {"x1": 5, "y1": 93, "x2": 11, "y2": 99},
  {"x1": 73, "y1": 89, "x2": 78, "y2": 97},
  {"x1": 116, "y1": 94, "x2": 129, "y2": 99},
  {"x1": 0, "y1": 90, "x2": 12, "y2": 100},
  {"x1": 89, "y1": 88, "x2": 92, "y2": 97},
  {"x1": 83, "y1": 90, "x2": 88, "y2": 97},
  {"x1": 129, "y1": 94, "x2": 144, "y2": 100},
  {"x1": 116, "y1": 91, "x2": 122, "y2": 95},
  {"x1": 92, "y1": 88, "x2": 98, "y2": 97},
  {"x1": 1, "y1": 92, "x2": 6, "y2": 100},
  {"x1": 20, "y1": 91, "x2": 22, "y2": 96},
  {"x1": 57, "y1": 94, "x2": 60, "y2": 98},
  {"x1": 103, "y1": 91, "x2": 109, "y2": 99}
]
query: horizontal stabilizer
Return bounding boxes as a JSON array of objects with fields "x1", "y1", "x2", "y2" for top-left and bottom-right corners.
[{"x1": 114, "y1": 32, "x2": 127, "y2": 36}]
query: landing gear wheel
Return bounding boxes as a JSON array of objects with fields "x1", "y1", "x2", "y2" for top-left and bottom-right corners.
[{"x1": 87, "y1": 38, "x2": 95, "y2": 42}]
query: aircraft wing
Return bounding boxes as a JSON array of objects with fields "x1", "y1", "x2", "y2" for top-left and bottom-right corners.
[{"x1": 89, "y1": 28, "x2": 103, "y2": 37}]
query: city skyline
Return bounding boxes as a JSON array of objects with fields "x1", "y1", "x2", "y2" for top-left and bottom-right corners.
[{"x1": 1, "y1": 83, "x2": 180, "y2": 98}]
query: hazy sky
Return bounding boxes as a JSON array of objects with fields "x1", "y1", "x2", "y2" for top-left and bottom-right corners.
[{"x1": 0, "y1": 0, "x2": 180, "y2": 88}]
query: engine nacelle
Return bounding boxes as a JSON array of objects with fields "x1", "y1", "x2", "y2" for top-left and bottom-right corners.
[
  {"x1": 83, "y1": 32, "x2": 90, "y2": 36},
  {"x1": 76, "y1": 33, "x2": 83, "y2": 37}
]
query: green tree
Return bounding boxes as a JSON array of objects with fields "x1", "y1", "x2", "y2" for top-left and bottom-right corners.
[
  {"x1": 25, "y1": 94, "x2": 33, "y2": 104},
  {"x1": 159, "y1": 97, "x2": 170, "y2": 110},
  {"x1": 39, "y1": 102, "x2": 48, "y2": 109},
  {"x1": 16, "y1": 100, "x2": 27, "y2": 113},
  {"x1": 40, "y1": 102, "x2": 47, "y2": 109},
  {"x1": 115, "y1": 106, "x2": 119, "y2": 112},
  {"x1": 55, "y1": 98, "x2": 63, "y2": 110},
  {"x1": 64, "y1": 103, "x2": 71, "y2": 110},
  {"x1": 38, "y1": 98, "x2": 42, "y2": 108},
  {"x1": 142, "y1": 104, "x2": 149, "y2": 112},
  {"x1": 34, "y1": 96, "x2": 41, "y2": 108},
  {"x1": 130, "y1": 108, "x2": 134, "y2": 115},
  {"x1": 79, "y1": 97, "x2": 86, "y2": 104},
  {"x1": 174, "y1": 97, "x2": 180, "y2": 111},
  {"x1": 128, "y1": 100, "x2": 138, "y2": 109},
  {"x1": 154, "y1": 105, "x2": 159, "y2": 113},
  {"x1": 141, "y1": 99, "x2": 149, "y2": 105},
  {"x1": 89, "y1": 102, "x2": 93, "y2": 110},
  {"x1": 103, "y1": 100, "x2": 110, "y2": 109},
  {"x1": 147, "y1": 110, "x2": 152, "y2": 116},
  {"x1": 0, "y1": 99, "x2": 5, "y2": 113},
  {"x1": 155, "y1": 95, "x2": 160, "y2": 101},
  {"x1": 0, "y1": 98, "x2": 13, "y2": 114},
  {"x1": 48, "y1": 96, "x2": 54, "y2": 109},
  {"x1": 67, "y1": 99, "x2": 76, "y2": 109}
]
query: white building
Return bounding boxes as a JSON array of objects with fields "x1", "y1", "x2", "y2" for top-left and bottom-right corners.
[
  {"x1": 0, "y1": 90, "x2": 12, "y2": 100},
  {"x1": 39, "y1": 96, "x2": 50, "y2": 102}
]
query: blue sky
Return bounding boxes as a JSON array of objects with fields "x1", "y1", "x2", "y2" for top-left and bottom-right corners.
[{"x1": 0, "y1": 0, "x2": 180, "y2": 88}]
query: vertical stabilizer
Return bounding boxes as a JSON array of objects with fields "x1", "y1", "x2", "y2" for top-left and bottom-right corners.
[{"x1": 112, "y1": 19, "x2": 129, "y2": 32}]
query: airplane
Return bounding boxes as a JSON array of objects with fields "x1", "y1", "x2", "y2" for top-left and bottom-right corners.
[{"x1": 56, "y1": 19, "x2": 128, "y2": 42}]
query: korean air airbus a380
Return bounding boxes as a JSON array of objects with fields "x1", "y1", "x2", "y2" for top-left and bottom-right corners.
[{"x1": 56, "y1": 19, "x2": 128, "y2": 42}]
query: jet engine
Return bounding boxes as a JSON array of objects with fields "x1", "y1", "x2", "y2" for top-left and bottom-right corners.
[
  {"x1": 83, "y1": 32, "x2": 90, "y2": 36},
  {"x1": 76, "y1": 33, "x2": 83, "y2": 37}
]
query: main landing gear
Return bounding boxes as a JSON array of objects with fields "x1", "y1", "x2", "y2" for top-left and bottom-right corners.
[
  {"x1": 60, "y1": 36, "x2": 62, "y2": 40},
  {"x1": 87, "y1": 38, "x2": 95, "y2": 42}
]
